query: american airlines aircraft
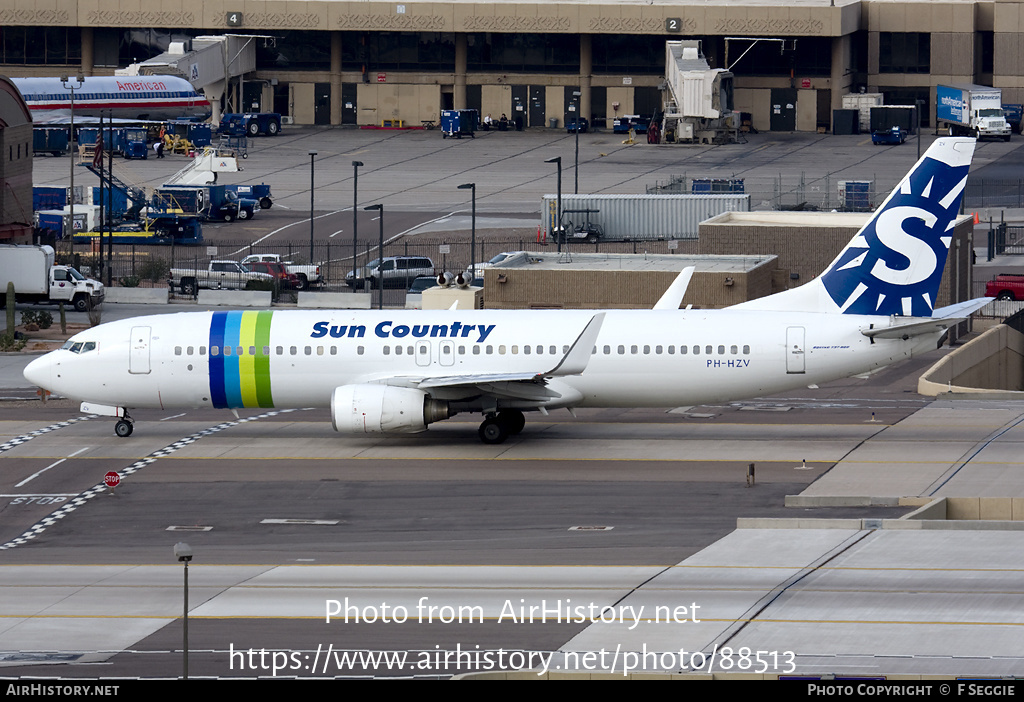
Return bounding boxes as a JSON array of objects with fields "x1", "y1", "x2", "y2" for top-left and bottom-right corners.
[
  {"x1": 12, "y1": 75, "x2": 210, "y2": 121},
  {"x1": 24, "y1": 138, "x2": 987, "y2": 444}
]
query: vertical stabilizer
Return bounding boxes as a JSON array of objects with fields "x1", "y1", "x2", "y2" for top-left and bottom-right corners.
[{"x1": 734, "y1": 137, "x2": 975, "y2": 316}]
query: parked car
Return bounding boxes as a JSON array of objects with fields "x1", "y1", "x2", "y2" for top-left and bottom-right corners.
[
  {"x1": 245, "y1": 260, "x2": 300, "y2": 289},
  {"x1": 985, "y1": 273, "x2": 1024, "y2": 301},
  {"x1": 346, "y1": 256, "x2": 435, "y2": 289},
  {"x1": 566, "y1": 117, "x2": 589, "y2": 133},
  {"x1": 240, "y1": 253, "x2": 322, "y2": 290}
]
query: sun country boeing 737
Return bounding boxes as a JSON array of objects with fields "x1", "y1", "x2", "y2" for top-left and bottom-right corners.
[{"x1": 24, "y1": 138, "x2": 988, "y2": 444}]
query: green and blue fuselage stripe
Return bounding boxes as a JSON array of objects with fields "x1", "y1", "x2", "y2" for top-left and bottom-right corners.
[{"x1": 208, "y1": 310, "x2": 274, "y2": 409}]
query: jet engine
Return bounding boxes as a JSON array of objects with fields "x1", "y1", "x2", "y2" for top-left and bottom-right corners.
[{"x1": 331, "y1": 385, "x2": 452, "y2": 434}]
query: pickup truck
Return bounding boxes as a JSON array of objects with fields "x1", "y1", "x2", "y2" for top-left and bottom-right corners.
[
  {"x1": 239, "y1": 254, "x2": 323, "y2": 290},
  {"x1": 985, "y1": 274, "x2": 1024, "y2": 301},
  {"x1": 169, "y1": 261, "x2": 274, "y2": 296}
]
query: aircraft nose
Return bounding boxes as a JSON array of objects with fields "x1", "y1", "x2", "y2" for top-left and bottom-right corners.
[{"x1": 23, "y1": 353, "x2": 55, "y2": 390}]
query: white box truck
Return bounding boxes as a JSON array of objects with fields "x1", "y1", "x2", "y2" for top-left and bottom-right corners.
[
  {"x1": 936, "y1": 84, "x2": 1011, "y2": 141},
  {"x1": 0, "y1": 245, "x2": 104, "y2": 312}
]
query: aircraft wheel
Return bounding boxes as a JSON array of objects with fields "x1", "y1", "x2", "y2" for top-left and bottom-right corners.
[
  {"x1": 497, "y1": 409, "x2": 526, "y2": 435},
  {"x1": 478, "y1": 417, "x2": 509, "y2": 444},
  {"x1": 115, "y1": 419, "x2": 133, "y2": 438}
]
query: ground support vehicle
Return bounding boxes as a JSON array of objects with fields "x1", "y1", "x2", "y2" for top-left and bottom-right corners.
[
  {"x1": 554, "y1": 209, "x2": 604, "y2": 244},
  {"x1": 226, "y1": 184, "x2": 273, "y2": 210},
  {"x1": 937, "y1": 84, "x2": 1011, "y2": 140},
  {"x1": 153, "y1": 184, "x2": 259, "y2": 222},
  {"x1": 0, "y1": 244, "x2": 104, "y2": 312},
  {"x1": 218, "y1": 113, "x2": 282, "y2": 137},
  {"x1": 872, "y1": 126, "x2": 906, "y2": 145},
  {"x1": 440, "y1": 110, "x2": 477, "y2": 139}
]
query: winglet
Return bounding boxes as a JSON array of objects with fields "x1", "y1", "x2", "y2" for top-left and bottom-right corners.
[
  {"x1": 545, "y1": 313, "x2": 605, "y2": 376},
  {"x1": 653, "y1": 267, "x2": 694, "y2": 310}
]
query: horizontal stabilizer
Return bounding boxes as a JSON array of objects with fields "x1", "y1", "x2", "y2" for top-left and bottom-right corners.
[{"x1": 861, "y1": 318, "x2": 964, "y2": 340}]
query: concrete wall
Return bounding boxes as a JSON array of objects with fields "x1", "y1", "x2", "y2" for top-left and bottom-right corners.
[
  {"x1": 918, "y1": 324, "x2": 1024, "y2": 396},
  {"x1": 482, "y1": 266, "x2": 774, "y2": 310}
]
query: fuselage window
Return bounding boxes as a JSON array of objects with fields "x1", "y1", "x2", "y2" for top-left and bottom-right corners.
[
  {"x1": 499, "y1": 345, "x2": 506, "y2": 354},
  {"x1": 304, "y1": 346, "x2": 312, "y2": 355},
  {"x1": 730, "y1": 345, "x2": 738, "y2": 354},
  {"x1": 199, "y1": 346, "x2": 206, "y2": 356},
  {"x1": 458, "y1": 345, "x2": 466, "y2": 355},
  {"x1": 523, "y1": 346, "x2": 530, "y2": 355},
  {"x1": 317, "y1": 346, "x2": 324, "y2": 356},
  {"x1": 263, "y1": 346, "x2": 270, "y2": 356},
  {"x1": 174, "y1": 346, "x2": 182, "y2": 356},
  {"x1": 224, "y1": 346, "x2": 232, "y2": 356},
  {"x1": 290, "y1": 346, "x2": 297, "y2": 355},
  {"x1": 187, "y1": 346, "x2": 194, "y2": 355},
  {"x1": 396, "y1": 345, "x2": 403, "y2": 355},
  {"x1": 407, "y1": 346, "x2": 413, "y2": 355},
  {"x1": 249, "y1": 346, "x2": 256, "y2": 356},
  {"x1": 718, "y1": 345, "x2": 725, "y2": 355},
  {"x1": 644, "y1": 345, "x2": 651, "y2": 354},
  {"x1": 631, "y1": 345, "x2": 638, "y2": 354},
  {"x1": 331, "y1": 347, "x2": 338, "y2": 355},
  {"x1": 383, "y1": 346, "x2": 391, "y2": 355},
  {"x1": 693, "y1": 346, "x2": 700, "y2": 355},
  {"x1": 668, "y1": 345, "x2": 675, "y2": 354},
  {"x1": 511, "y1": 345, "x2": 518, "y2": 355},
  {"x1": 655, "y1": 345, "x2": 662, "y2": 354},
  {"x1": 604, "y1": 345, "x2": 611, "y2": 355},
  {"x1": 357, "y1": 346, "x2": 365, "y2": 355},
  {"x1": 705, "y1": 345, "x2": 713, "y2": 355},
  {"x1": 486, "y1": 345, "x2": 493, "y2": 355},
  {"x1": 618, "y1": 345, "x2": 625, "y2": 355},
  {"x1": 563, "y1": 345, "x2": 569, "y2": 354},
  {"x1": 537, "y1": 345, "x2": 544, "y2": 355},
  {"x1": 473, "y1": 346, "x2": 480, "y2": 355},
  {"x1": 549, "y1": 346, "x2": 556, "y2": 355},
  {"x1": 276, "y1": 346, "x2": 284, "y2": 355},
  {"x1": 743, "y1": 345, "x2": 750, "y2": 354},
  {"x1": 236, "y1": 346, "x2": 243, "y2": 356}
]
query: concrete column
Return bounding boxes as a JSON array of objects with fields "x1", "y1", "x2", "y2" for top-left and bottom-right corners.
[
  {"x1": 830, "y1": 35, "x2": 851, "y2": 115},
  {"x1": 454, "y1": 34, "x2": 468, "y2": 110},
  {"x1": 579, "y1": 34, "x2": 592, "y2": 122},
  {"x1": 331, "y1": 32, "x2": 343, "y2": 126},
  {"x1": 81, "y1": 28, "x2": 94, "y2": 76}
]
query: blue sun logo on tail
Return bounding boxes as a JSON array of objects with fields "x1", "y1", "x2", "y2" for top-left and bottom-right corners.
[{"x1": 821, "y1": 143, "x2": 971, "y2": 317}]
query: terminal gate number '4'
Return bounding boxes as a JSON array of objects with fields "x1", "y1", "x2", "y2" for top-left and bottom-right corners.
[{"x1": 24, "y1": 138, "x2": 988, "y2": 444}]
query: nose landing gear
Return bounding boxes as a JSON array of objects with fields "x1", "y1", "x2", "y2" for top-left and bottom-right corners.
[{"x1": 114, "y1": 413, "x2": 134, "y2": 437}]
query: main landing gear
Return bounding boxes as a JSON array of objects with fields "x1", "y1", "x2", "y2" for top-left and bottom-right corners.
[
  {"x1": 114, "y1": 413, "x2": 134, "y2": 437},
  {"x1": 478, "y1": 410, "x2": 526, "y2": 444}
]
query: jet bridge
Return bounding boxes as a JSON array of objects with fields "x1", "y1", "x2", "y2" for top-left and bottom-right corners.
[{"x1": 663, "y1": 41, "x2": 738, "y2": 145}]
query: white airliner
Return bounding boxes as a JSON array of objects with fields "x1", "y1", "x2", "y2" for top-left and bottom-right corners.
[
  {"x1": 12, "y1": 75, "x2": 210, "y2": 121},
  {"x1": 24, "y1": 138, "x2": 988, "y2": 444}
]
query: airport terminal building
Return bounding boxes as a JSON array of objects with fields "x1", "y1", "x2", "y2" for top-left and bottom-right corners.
[{"x1": 0, "y1": 0, "x2": 1019, "y2": 131}]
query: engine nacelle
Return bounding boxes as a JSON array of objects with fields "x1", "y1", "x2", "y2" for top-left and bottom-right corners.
[{"x1": 331, "y1": 384, "x2": 451, "y2": 434}]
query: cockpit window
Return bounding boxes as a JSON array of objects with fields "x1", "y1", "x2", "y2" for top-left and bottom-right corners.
[{"x1": 61, "y1": 340, "x2": 97, "y2": 354}]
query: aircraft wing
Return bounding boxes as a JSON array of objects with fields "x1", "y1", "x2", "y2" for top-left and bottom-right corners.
[{"x1": 365, "y1": 313, "x2": 605, "y2": 402}]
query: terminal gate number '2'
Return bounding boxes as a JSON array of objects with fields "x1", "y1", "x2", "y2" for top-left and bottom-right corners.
[{"x1": 24, "y1": 138, "x2": 988, "y2": 444}]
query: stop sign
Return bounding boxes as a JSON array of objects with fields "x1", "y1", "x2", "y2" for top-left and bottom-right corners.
[{"x1": 103, "y1": 471, "x2": 121, "y2": 488}]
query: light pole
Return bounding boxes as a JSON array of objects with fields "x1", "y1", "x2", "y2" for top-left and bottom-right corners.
[
  {"x1": 458, "y1": 183, "x2": 476, "y2": 278},
  {"x1": 352, "y1": 161, "x2": 363, "y2": 291},
  {"x1": 61, "y1": 74, "x2": 84, "y2": 241},
  {"x1": 364, "y1": 204, "x2": 384, "y2": 310},
  {"x1": 545, "y1": 156, "x2": 562, "y2": 253},
  {"x1": 174, "y1": 542, "x2": 193, "y2": 679},
  {"x1": 308, "y1": 150, "x2": 318, "y2": 263},
  {"x1": 571, "y1": 90, "x2": 581, "y2": 194}
]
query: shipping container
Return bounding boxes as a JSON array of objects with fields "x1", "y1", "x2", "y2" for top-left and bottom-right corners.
[
  {"x1": 842, "y1": 93, "x2": 884, "y2": 132},
  {"x1": 540, "y1": 193, "x2": 750, "y2": 241}
]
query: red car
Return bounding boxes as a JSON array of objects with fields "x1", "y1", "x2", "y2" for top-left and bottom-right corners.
[{"x1": 244, "y1": 261, "x2": 300, "y2": 289}]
